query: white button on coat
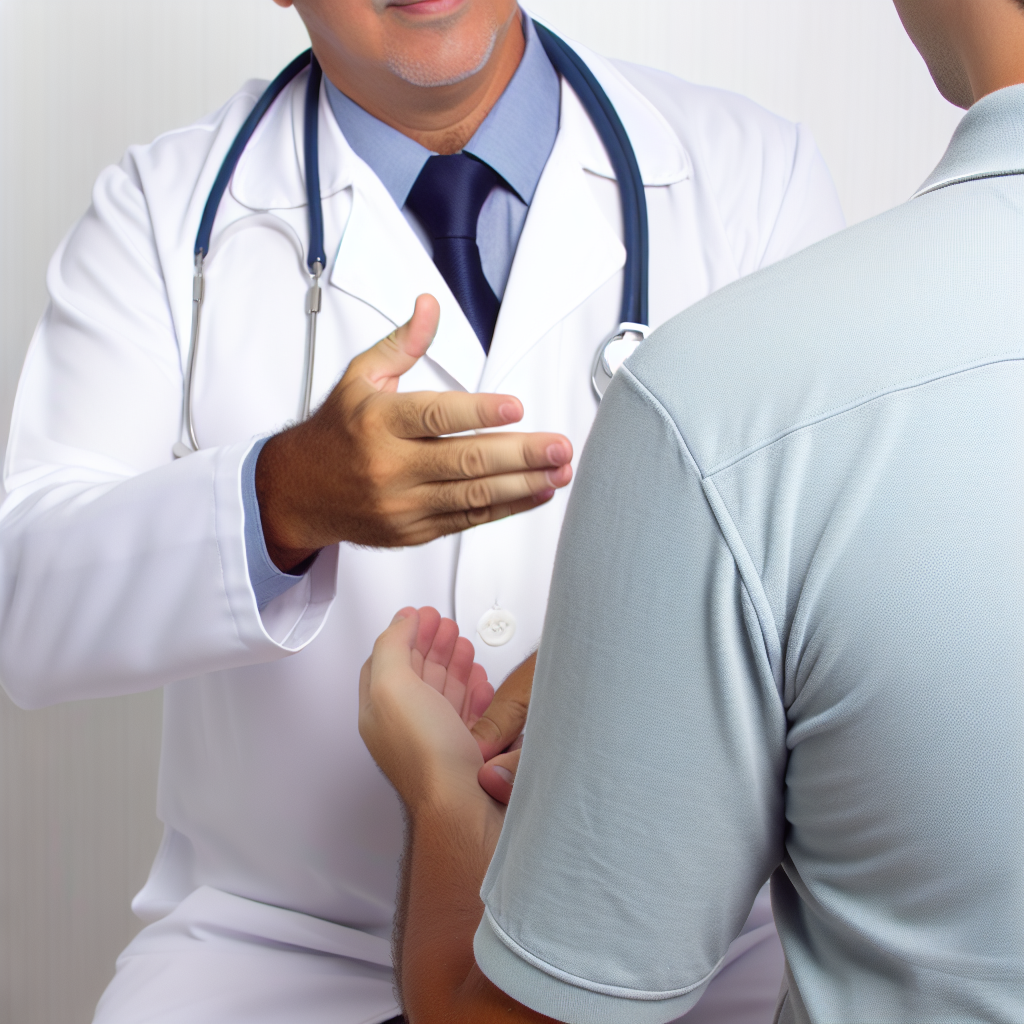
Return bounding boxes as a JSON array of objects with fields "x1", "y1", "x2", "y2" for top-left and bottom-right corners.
[{"x1": 477, "y1": 608, "x2": 517, "y2": 647}]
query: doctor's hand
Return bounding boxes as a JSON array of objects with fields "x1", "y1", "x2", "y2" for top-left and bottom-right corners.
[{"x1": 256, "y1": 295, "x2": 574, "y2": 571}]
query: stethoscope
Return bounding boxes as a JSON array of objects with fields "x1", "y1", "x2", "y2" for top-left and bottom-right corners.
[{"x1": 173, "y1": 25, "x2": 649, "y2": 459}]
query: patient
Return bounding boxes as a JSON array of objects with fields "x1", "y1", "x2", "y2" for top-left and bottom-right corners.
[{"x1": 359, "y1": 0, "x2": 1024, "y2": 1021}]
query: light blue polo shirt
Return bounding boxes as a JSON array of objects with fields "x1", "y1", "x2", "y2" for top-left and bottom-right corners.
[{"x1": 474, "y1": 84, "x2": 1024, "y2": 1023}]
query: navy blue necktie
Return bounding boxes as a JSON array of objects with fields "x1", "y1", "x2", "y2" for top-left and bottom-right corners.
[{"x1": 406, "y1": 153, "x2": 504, "y2": 352}]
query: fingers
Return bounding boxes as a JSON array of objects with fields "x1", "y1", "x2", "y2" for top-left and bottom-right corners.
[
  {"x1": 463, "y1": 662, "x2": 495, "y2": 727},
  {"x1": 419, "y1": 615, "x2": 457, "y2": 690},
  {"x1": 478, "y1": 748, "x2": 521, "y2": 806},
  {"x1": 386, "y1": 390, "x2": 525, "y2": 439},
  {"x1": 346, "y1": 295, "x2": 441, "y2": 392},
  {"x1": 414, "y1": 490, "x2": 558, "y2": 544},
  {"x1": 422, "y1": 464, "x2": 571, "y2": 518},
  {"x1": 471, "y1": 651, "x2": 536, "y2": 761},
  {"x1": 414, "y1": 432, "x2": 573, "y2": 484},
  {"x1": 446, "y1": 636, "x2": 476, "y2": 687},
  {"x1": 372, "y1": 608, "x2": 422, "y2": 680},
  {"x1": 412, "y1": 607, "x2": 440, "y2": 658}
]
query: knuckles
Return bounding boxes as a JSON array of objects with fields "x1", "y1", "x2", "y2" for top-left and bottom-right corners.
[{"x1": 455, "y1": 444, "x2": 488, "y2": 480}]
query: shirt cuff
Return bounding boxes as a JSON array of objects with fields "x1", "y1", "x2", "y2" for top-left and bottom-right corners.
[
  {"x1": 473, "y1": 910, "x2": 709, "y2": 1024},
  {"x1": 242, "y1": 437, "x2": 317, "y2": 611}
]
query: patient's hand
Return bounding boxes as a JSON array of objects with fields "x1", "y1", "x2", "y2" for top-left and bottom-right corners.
[
  {"x1": 360, "y1": 607, "x2": 498, "y2": 814},
  {"x1": 360, "y1": 606, "x2": 528, "y2": 811},
  {"x1": 407, "y1": 606, "x2": 495, "y2": 727}
]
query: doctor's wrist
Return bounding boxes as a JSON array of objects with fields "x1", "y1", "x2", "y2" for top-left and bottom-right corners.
[{"x1": 254, "y1": 429, "x2": 323, "y2": 572}]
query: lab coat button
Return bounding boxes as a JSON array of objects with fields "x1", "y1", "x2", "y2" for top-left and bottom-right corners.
[{"x1": 477, "y1": 608, "x2": 516, "y2": 647}]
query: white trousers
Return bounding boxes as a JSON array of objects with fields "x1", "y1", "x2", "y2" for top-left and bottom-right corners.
[{"x1": 93, "y1": 885, "x2": 783, "y2": 1024}]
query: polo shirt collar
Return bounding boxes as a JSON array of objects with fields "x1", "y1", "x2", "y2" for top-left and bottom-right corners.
[{"x1": 915, "y1": 83, "x2": 1024, "y2": 198}]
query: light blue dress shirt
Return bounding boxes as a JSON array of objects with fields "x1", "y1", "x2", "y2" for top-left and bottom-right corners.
[
  {"x1": 475, "y1": 86, "x2": 1024, "y2": 1023},
  {"x1": 244, "y1": 15, "x2": 560, "y2": 609}
]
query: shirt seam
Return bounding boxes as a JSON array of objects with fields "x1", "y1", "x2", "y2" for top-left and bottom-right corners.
[
  {"x1": 704, "y1": 353, "x2": 1024, "y2": 477},
  {"x1": 482, "y1": 907, "x2": 724, "y2": 1001},
  {"x1": 618, "y1": 366, "x2": 784, "y2": 690}
]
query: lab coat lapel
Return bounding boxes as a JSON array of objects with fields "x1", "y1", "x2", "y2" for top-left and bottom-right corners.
[
  {"x1": 481, "y1": 55, "x2": 691, "y2": 392},
  {"x1": 230, "y1": 70, "x2": 485, "y2": 393},
  {"x1": 481, "y1": 83, "x2": 625, "y2": 393},
  {"x1": 328, "y1": 173, "x2": 485, "y2": 393}
]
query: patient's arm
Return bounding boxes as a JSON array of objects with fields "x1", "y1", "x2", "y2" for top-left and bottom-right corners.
[{"x1": 358, "y1": 610, "x2": 554, "y2": 1024}]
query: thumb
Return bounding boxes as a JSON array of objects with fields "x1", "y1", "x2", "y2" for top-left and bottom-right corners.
[
  {"x1": 478, "y1": 748, "x2": 521, "y2": 806},
  {"x1": 471, "y1": 651, "x2": 535, "y2": 761},
  {"x1": 349, "y1": 294, "x2": 440, "y2": 392}
]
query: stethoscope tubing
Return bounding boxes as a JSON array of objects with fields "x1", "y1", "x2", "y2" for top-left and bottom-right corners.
[
  {"x1": 533, "y1": 24, "x2": 649, "y2": 327},
  {"x1": 176, "y1": 30, "x2": 649, "y2": 456}
]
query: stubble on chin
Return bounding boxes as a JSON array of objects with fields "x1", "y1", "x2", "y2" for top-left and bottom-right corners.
[{"x1": 379, "y1": 2, "x2": 504, "y2": 88}]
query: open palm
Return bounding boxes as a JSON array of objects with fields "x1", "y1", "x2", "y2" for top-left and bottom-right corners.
[{"x1": 404, "y1": 606, "x2": 495, "y2": 727}]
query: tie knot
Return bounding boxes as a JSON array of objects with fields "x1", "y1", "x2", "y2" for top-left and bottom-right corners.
[{"x1": 406, "y1": 153, "x2": 504, "y2": 241}]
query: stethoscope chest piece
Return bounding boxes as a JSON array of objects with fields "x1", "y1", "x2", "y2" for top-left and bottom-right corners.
[{"x1": 592, "y1": 322, "x2": 650, "y2": 400}]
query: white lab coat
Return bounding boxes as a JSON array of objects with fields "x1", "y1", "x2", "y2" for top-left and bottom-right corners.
[{"x1": 0, "y1": 38, "x2": 844, "y2": 1024}]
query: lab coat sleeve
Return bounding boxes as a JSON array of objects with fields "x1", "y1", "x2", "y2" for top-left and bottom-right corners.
[
  {"x1": 757, "y1": 121, "x2": 846, "y2": 269},
  {"x1": 0, "y1": 155, "x2": 337, "y2": 710}
]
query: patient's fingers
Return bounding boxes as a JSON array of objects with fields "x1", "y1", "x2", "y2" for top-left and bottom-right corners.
[
  {"x1": 386, "y1": 606, "x2": 494, "y2": 726},
  {"x1": 422, "y1": 616, "x2": 459, "y2": 693},
  {"x1": 463, "y1": 663, "x2": 495, "y2": 726},
  {"x1": 407, "y1": 605, "x2": 435, "y2": 677},
  {"x1": 478, "y1": 748, "x2": 521, "y2": 805},
  {"x1": 448, "y1": 636, "x2": 475, "y2": 686}
]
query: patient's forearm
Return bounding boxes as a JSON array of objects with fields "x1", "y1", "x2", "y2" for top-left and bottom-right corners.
[{"x1": 395, "y1": 796, "x2": 553, "y2": 1023}]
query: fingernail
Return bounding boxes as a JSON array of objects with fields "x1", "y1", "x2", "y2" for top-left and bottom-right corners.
[
  {"x1": 534, "y1": 488, "x2": 556, "y2": 503},
  {"x1": 492, "y1": 766, "x2": 514, "y2": 784},
  {"x1": 392, "y1": 611, "x2": 410, "y2": 624},
  {"x1": 546, "y1": 443, "x2": 569, "y2": 464},
  {"x1": 498, "y1": 401, "x2": 520, "y2": 422}
]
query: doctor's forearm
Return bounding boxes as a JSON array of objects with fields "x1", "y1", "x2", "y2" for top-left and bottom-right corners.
[{"x1": 395, "y1": 800, "x2": 554, "y2": 1024}]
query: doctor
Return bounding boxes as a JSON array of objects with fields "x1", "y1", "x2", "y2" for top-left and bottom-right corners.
[{"x1": 0, "y1": 1, "x2": 844, "y2": 1022}]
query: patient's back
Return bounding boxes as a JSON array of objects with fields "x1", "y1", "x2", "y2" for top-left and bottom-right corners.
[
  {"x1": 640, "y1": 87, "x2": 1024, "y2": 1020},
  {"x1": 480, "y1": 86, "x2": 1024, "y2": 1024}
]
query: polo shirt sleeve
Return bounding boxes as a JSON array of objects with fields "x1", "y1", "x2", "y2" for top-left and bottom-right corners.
[{"x1": 473, "y1": 365, "x2": 789, "y2": 1024}]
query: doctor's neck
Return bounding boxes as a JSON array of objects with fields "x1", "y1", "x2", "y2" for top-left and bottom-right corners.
[{"x1": 273, "y1": 0, "x2": 525, "y2": 154}]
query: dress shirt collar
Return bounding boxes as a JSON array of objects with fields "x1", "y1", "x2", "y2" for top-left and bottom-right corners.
[
  {"x1": 915, "y1": 83, "x2": 1024, "y2": 198},
  {"x1": 325, "y1": 12, "x2": 559, "y2": 207}
]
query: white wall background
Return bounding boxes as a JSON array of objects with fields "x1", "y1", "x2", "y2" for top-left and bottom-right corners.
[{"x1": 0, "y1": 1, "x2": 961, "y2": 1020}]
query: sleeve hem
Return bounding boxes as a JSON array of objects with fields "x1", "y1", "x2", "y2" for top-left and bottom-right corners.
[
  {"x1": 214, "y1": 439, "x2": 336, "y2": 656},
  {"x1": 473, "y1": 911, "x2": 711, "y2": 1024}
]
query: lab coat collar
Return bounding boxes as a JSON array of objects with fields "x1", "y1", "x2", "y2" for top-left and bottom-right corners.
[
  {"x1": 330, "y1": 167, "x2": 487, "y2": 392},
  {"x1": 224, "y1": 36, "x2": 693, "y2": 393},
  {"x1": 480, "y1": 79, "x2": 627, "y2": 392},
  {"x1": 914, "y1": 84, "x2": 1024, "y2": 198},
  {"x1": 226, "y1": 32, "x2": 692, "y2": 210},
  {"x1": 526, "y1": 15, "x2": 692, "y2": 186},
  {"x1": 230, "y1": 66, "x2": 354, "y2": 211},
  {"x1": 229, "y1": 67, "x2": 486, "y2": 390}
]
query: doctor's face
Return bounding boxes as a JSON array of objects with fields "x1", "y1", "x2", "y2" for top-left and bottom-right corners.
[{"x1": 275, "y1": 0, "x2": 521, "y2": 90}]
